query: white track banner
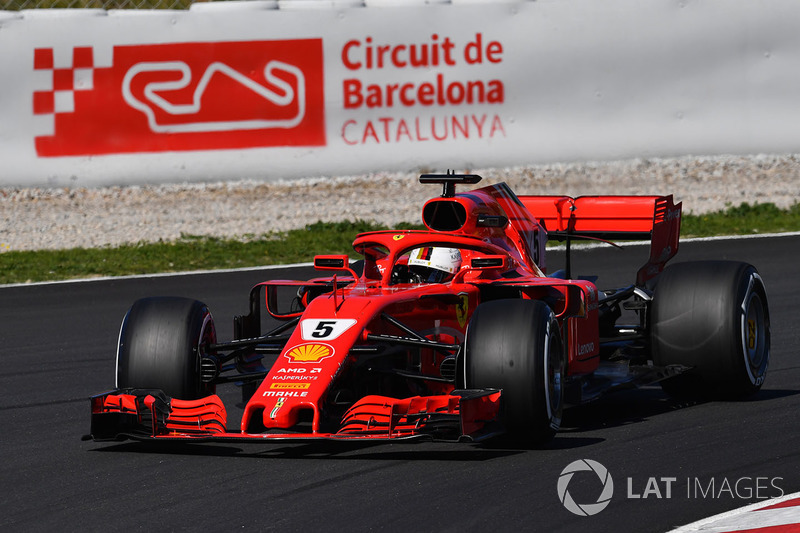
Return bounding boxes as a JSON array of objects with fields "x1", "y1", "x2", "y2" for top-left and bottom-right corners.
[{"x1": 1, "y1": 0, "x2": 799, "y2": 186}]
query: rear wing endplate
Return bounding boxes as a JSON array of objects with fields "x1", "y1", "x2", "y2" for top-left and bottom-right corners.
[{"x1": 519, "y1": 195, "x2": 682, "y2": 286}]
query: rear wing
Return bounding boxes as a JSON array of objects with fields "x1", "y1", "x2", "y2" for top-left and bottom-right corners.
[{"x1": 519, "y1": 195, "x2": 682, "y2": 286}]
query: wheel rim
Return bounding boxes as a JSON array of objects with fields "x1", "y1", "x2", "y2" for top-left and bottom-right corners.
[
  {"x1": 196, "y1": 311, "x2": 217, "y2": 392},
  {"x1": 741, "y1": 289, "x2": 767, "y2": 385},
  {"x1": 544, "y1": 319, "x2": 563, "y2": 428},
  {"x1": 198, "y1": 312, "x2": 216, "y2": 352}
]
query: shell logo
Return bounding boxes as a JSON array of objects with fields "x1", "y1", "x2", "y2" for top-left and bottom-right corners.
[{"x1": 284, "y1": 343, "x2": 334, "y2": 363}]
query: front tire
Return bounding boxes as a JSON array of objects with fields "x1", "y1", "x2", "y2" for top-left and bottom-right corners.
[
  {"x1": 116, "y1": 297, "x2": 216, "y2": 400},
  {"x1": 465, "y1": 299, "x2": 564, "y2": 445},
  {"x1": 651, "y1": 261, "x2": 770, "y2": 398}
]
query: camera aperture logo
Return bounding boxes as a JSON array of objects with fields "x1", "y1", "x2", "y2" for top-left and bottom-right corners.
[
  {"x1": 557, "y1": 459, "x2": 614, "y2": 516},
  {"x1": 557, "y1": 460, "x2": 786, "y2": 517}
]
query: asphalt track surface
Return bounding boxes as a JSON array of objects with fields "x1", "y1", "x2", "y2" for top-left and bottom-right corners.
[{"x1": 2, "y1": 235, "x2": 798, "y2": 532}]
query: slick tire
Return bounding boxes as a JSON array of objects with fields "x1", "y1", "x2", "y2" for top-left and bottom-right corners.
[
  {"x1": 465, "y1": 299, "x2": 564, "y2": 446},
  {"x1": 651, "y1": 261, "x2": 770, "y2": 398},
  {"x1": 116, "y1": 297, "x2": 216, "y2": 400}
]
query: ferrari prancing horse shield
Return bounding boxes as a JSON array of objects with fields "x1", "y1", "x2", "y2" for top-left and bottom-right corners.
[{"x1": 457, "y1": 293, "x2": 469, "y2": 328}]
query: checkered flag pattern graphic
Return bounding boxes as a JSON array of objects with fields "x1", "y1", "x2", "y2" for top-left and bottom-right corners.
[{"x1": 33, "y1": 47, "x2": 95, "y2": 116}]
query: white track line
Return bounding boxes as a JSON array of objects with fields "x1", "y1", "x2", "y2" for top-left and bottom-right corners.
[
  {"x1": 669, "y1": 492, "x2": 800, "y2": 533},
  {"x1": 2, "y1": 231, "x2": 799, "y2": 289},
  {"x1": 547, "y1": 230, "x2": 800, "y2": 250},
  {"x1": 0, "y1": 261, "x2": 313, "y2": 289}
]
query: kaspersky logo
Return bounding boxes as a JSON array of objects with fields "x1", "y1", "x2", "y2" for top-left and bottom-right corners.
[{"x1": 33, "y1": 39, "x2": 325, "y2": 156}]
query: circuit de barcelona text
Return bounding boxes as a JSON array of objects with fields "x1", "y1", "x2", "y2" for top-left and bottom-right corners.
[
  {"x1": 340, "y1": 33, "x2": 507, "y2": 146},
  {"x1": 341, "y1": 114, "x2": 505, "y2": 145}
]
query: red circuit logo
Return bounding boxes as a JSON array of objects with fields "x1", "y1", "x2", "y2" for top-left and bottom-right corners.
[{"x1": 33, "y1": 40, "x2": 325, "y2": 156}]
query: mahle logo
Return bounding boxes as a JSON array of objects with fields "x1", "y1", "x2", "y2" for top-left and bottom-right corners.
[{"x1": 557, "y1": 459, "x2": 614, "y2": 516}]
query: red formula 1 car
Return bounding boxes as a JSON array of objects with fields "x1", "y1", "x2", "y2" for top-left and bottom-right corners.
[{"x1": 87, "y1": 174, "x2": 770, "y2": 446}]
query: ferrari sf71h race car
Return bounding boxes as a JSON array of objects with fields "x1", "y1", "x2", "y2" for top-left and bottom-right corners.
[{"x1": 87, "y1": 173, "x2": 770, "y2": 446}]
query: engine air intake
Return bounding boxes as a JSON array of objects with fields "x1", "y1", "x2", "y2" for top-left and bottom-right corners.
[{"x1": 423, "y1": 200, "x2": 467, "y2": 232}]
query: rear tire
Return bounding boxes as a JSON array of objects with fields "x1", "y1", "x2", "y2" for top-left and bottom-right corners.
[
  {"x1": 465, "y1": 299, "x2": 564, "y2": 445},
  {"x1": 116, "y1": 297, "x2": 216, "y2": 400},
  {"x1": 651, "y1": 261, "x2": 770, "y2": 398}
]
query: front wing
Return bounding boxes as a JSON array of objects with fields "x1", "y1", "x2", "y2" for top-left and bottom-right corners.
[{"x1": 86, "y1": 388, "x2": 503, "y2": 444}]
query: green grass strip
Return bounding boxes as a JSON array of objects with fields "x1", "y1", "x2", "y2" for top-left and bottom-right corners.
[
  {"x1": 0, "y1": 220, "x2": 420, "y2": 284},
  {"x1": 1, "y1": 203, "x2": 798, "y2": 285},
  {"x1": 680, "y1": 202, "x2": 800, "y2": 238}
]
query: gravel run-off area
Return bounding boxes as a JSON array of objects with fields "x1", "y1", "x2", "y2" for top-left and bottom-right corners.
[{"x1": 2, "y1": 153, "x2": 799, "y2": 252}]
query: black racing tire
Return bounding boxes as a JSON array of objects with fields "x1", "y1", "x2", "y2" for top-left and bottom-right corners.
[
  {"x1": 116, "y1": 297, "x2": 217, "y2": 400},
  {"x1": 651, "y1": 261, "x2": 770, "y2": 398},
  {"x1": 464, "y1": 299, "x2": 564, "y2": 445}
]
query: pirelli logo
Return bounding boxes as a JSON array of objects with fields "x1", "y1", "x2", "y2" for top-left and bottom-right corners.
[{"x1": 269, "y1": 383, "x2": 311, "y2": 390}]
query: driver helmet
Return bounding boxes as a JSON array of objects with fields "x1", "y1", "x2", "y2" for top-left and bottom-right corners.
[{"x1": 407, "y1": 247, "x2": 462, "y2": 283}]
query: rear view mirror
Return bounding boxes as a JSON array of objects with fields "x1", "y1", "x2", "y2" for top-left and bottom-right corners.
[{"x1": 314, "y1": 255, "x2": 359, "y2": 280}]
